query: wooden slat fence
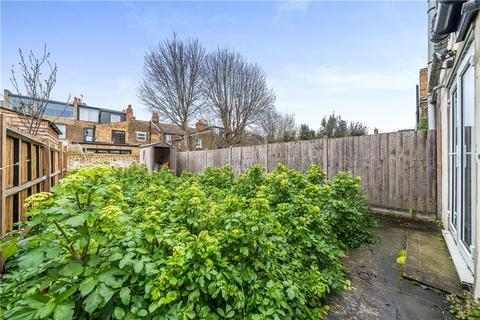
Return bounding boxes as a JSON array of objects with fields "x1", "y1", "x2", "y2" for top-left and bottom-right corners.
[
  {"x1": 0, "y1": 114, "x2": 68, "y2": 236},
  {"x1": 177, "y1": 130, "x2": 437, "y2": 214}
]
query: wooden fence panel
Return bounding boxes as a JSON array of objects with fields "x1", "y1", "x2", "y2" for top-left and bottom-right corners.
[
  {"x1": 0, "y1": 115, "x2": 67, "y2": 236},
  {"x1": 175, "y1": 130, "x2": 437, "y2": 214}
]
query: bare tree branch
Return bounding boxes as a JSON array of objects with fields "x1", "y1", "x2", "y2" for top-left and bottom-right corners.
[
  {"x1": 10, "y1": 44, "x2": 61, "y2": 135},
  {"x1": 138, "y1": 34, "x2": 205, "y2": 148},
  {"x1": 203, "y1": 48, "x2": 275, "y2": 147},
  {"x1": 257, "y1": 107, "x2": 296, "y2": 143}
]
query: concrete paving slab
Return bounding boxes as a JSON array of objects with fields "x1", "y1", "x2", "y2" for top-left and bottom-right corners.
[
  {"x1": 404, "y1": 229, "x2": 463, "y2": 294},
  {"x1": 328, "y1": 216, "x2": 456, "y2": 320}
]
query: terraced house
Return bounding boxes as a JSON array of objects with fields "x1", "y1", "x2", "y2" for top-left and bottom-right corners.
[
  {"x1": 426, "y1": 0, "x2": 480, "y2": 296},
  {"x1": 2, "y1": 90, "x2": 185, "y2": 156}
]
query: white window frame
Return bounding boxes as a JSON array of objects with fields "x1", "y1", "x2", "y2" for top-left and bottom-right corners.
[
  {"x1": 84, "y1": 128, "x2": 94, "y2": 142},
  {"x1": 447, "y1": 43, "x2": 476, "y2": 272},
  {"x1": 195, "y1": 138, "x2": 202, "y2": 149},
  {"x1": 111, "y1": 114, "x2": 122, "y2": 123},
  {"x1": 165, "y1": 134, "x2": 172, "y2": 143},
  {"x1": 136, "y1": 131, "x2": 147, "y2": 141},
  {"x1": 79, "y1": 108, "x2": 99, "y2": 122},
  {"x1": 56, "y1": 124, "x2": 67, "y2": 140}
]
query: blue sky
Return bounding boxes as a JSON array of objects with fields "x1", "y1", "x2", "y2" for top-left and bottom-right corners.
[{"x1": 1, "y1": 1, "x2": 427, "y2": 133}]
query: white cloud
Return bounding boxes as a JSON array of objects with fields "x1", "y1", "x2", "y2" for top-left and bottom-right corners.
[
  {"x1": 268, "y1": 63, "x2": 419, "y2": 133},
  {"x1": 274, "y1": 0, "x2": 311, "y2": 22}
]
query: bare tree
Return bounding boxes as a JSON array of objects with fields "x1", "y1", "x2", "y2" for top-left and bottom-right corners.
[
  {"x1": 138, "y1": 34, "x2": 205, "y2": 148},
  {"x1": 258, "y1": 107, "x2": 296, "y2": 143},
  {"x1": 10, "y1": 44, "x2": 59, "y2": 135},
  {"x1": 203, "y1": 48, "x2": 276, "y2": 147}
]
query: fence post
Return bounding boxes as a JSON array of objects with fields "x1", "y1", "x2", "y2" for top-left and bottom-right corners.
[
  {"x1": 265, "y1": 143, "x2": 269, "y2": 172},
  {"x1": 63, "y1": 144, "x2": 68, "y2": 175},
  {"x1": 229, "y1": 147, "x2": 232, "y2": 166},
  {"x1": 0, "y1": 114, "x2": 5, "y2": 271},
  {"x1": 204, "y1": 150, "x2": 207, "y2": 171},
  {"x1": 43, "y1": 142, "x2": 51, "y2": 192},
  {"x1": 0, "y1": 114, "x2": 6, "y2": 237},
  {"x1": 58, "y1": 143, "x2": 63, "y2": 179}
]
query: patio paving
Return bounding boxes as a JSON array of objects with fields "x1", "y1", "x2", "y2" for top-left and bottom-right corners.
[
  {"x1": 328, "y1": 215, "x2": 461, "y2": 320},
  {"x1": 404, "y1": 229, "x2": 462, "y2": 295}
]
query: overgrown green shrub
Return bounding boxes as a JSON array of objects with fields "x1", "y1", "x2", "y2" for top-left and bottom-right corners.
[{"x1": 0, "y1": 163, "x2": 376, "y2": 320}]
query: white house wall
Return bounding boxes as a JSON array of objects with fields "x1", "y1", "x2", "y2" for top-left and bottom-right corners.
[
  {"x1": 473, "y1": 17, "x2": 480, "y2": 297},
  {"x1": 437, "y1": 13, "x2": 480, "y2": 295}
]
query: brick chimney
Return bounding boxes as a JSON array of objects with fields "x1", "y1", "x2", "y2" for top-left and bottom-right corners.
[
  {"x1": 125, "y1": 104, "x2": 134, "y2": 121},
  {"x1": 151, "y1": 112, "x2": 159, "y2": 124},
  {"x1": 374, "y1": 128, "x2": 379, "y2": 135},
  {"x1": 195, "y1": 119, "x2": 208, "y2": 133}
]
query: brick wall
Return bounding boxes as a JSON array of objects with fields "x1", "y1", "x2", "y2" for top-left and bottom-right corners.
[
  {"x1": 419, "y1": 67, "x2": 429, "y2": 119},
  {"x1": 95, "y1": 119, "x2": 164, "y2": 145},
  {"x1": 68, "y1": 152, "x2": 139, "y2": 170},
  {"x1": 95, "y1": 121, "x2": 130, "y2": 143}
]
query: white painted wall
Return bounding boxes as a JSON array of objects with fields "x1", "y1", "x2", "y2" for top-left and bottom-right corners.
[
  {"x1": 437, "y1": 15, "x2": 480, "y2": 296},
  {"x1": 473, "y1": 17, "x2": 480, "y2": 298}
]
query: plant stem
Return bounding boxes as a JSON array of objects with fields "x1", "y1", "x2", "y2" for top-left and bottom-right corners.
[{"x1": 53, "y1": 220, "x2": 82, "y2": 261}]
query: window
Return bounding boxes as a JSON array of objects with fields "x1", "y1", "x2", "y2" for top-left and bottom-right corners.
[
  {"x1": 44, "y1": 102, "x2": 75, "y2": 119},
  {"x1": 84, "y1": 148, "x2": 132, "y2": 154},
  {"x1": 112, "y1": 130, "x2": 126, "y2": 144},
  {"x1": 165, "y1": 134, "x2": 172, "y2": 143},
  {"x1": 9, "y1": 97, "x2": 74, "y2": 119},
  {"x1": 195, "y1": 138, "x2": 202, "y2": 149},
  {"x1": 447, "y1": 44, "x2": 476, "y2": 271},
  {"x1": 83, "y1": 128, "x2": 94, "y2": 142},
  {"x1": 136, "y1": 132, "x2": 147, "y2": 141},
  {"x1": 79, "y1": 107, "x2": 99, "y2": 122},
  {"x1": 55, "y1": 124, "x2": 67, "y2": 140},
  {"x1": 111, "y1": 114, "x2": 122, "y2": 123}
]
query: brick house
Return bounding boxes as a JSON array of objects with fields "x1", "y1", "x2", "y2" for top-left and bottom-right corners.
[
  {"x1": 3, "y1": 90, "x2": 190, "y2": 156},
  {"x1": 174, "y1": 119, "x2": 264, "y2": 151}
]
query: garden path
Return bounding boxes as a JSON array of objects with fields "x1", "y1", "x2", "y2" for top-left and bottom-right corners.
[{"x1": 328, "y1": 216, "x2": 460, "y2": 320}]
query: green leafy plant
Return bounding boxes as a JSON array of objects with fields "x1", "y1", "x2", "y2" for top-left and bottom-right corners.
[
  {"x1": 0, "y1": 163, "x2": 376, "y2": 319},
  {"x1": 417, "y1": 117, "x2": 428, "y2": 131},
  {"x1": 396, "y1": 249, "x2": 407, "y2": 266},
  {"x1": 448, "y1": 291, "x2": 480, "y2": 319}
]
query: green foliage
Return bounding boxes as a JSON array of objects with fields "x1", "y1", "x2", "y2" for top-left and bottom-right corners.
[
  {"x1": 396, "y1": 250, "x2": 407, "y2": 266},
  {"x1": 317, "y1": 113, "x2": 368, "y2": 138},
  {"x1": 0, "y1": 163, "x2": 376, "y2": 319},
  {"x1": 280, "y1": 130, "x2": 296, "y2": 142},
  {"x1": 448, "y1": 291, "x2": 480, "y2": 319},
  {"x1": 298, "y1": 124, "x2": 316, "y2": 141},
  {"x1": 348, "y1": 122, "x2": 368, "y2": 137}
]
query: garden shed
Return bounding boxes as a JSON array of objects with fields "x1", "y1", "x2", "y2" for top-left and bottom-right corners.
[{"x1": 139, "y1": 142, "x2": 176, "y2": 174}]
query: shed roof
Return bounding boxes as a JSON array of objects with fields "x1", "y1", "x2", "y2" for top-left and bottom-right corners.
[{"x1": 139, "y1": 141, "x2": 175, "y2": 149}]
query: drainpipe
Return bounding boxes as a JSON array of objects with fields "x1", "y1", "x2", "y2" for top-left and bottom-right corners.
[
  {"x1": 427, "y1": 0, "x2": 438, "y2": 130},
  {"x1": 428, "y1": 99, "x2": 436, "y2": 129},
  {"x1": 427, "y1": 0, "x2": 464, "y2": 127}
]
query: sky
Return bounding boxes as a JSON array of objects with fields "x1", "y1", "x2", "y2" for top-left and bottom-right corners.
[{"x1": 1, "y1": 0, "x2": 427, "y2": 133}]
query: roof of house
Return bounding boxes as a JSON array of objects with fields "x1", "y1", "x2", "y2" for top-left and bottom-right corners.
[
  {"x1": 156, "y1": 122, "x2": 195, "y2": 136},
  {"x1": 5, "y1": 90, "x2": 125, "y2": 115},
  {"x1": 0, "y1": 106, "x2": 63, "y2": 134}
]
